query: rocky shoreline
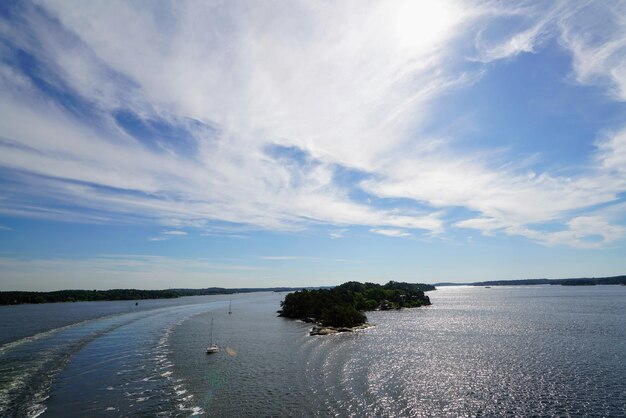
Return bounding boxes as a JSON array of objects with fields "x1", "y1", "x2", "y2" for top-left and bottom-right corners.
[{"x1": 309, "y1": 323, "x2": 374, "y2": 336}]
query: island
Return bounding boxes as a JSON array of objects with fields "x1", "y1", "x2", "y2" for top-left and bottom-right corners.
[{"x1": 278, "y1": 281, "x2": 434, "y2": 335}]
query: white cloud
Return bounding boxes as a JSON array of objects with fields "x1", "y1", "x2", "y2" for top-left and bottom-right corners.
[
  {"x1": 596, "y1": 129, "x2": 626, "y2": 175},
  {"x1": 510, "y1": 217, "x2": 625, "y2": 249},
  {"x1": 557, "y1": 1, "x2": 626, "y2": 101},
  {"x1": 0, "y1": 0, "x2": 459, "y2": 233},
  {"x1": 148, "y1": 229, "x2": 187, "y2": 241},
  {"x1": 471, "y1": 4, "x2": 558, "y2": 62},
  {"x1": 201, "y1": 232, "x2": 247, "y2": 239},
  {"x1": 0, "y1": 1, "x2": 625, "y2": 249},
  {"x1": 329, "y1": 229, "x2": 348, "y2": 239},
  {"x1": 0, "y1": 255, "x2": 269, "y2": 291},
  {"x1": 370, "y1": 228, "x2": 412, "y2": 238},
  {"x1": 162, "y1": 230, "x2": 187, "y2": 236},
  {"x1": 259, "y1": 255, "x2": 356, "y2": 263},
  {"x1": 259, "y1": 256, "x2": 318, "y2": 261}
]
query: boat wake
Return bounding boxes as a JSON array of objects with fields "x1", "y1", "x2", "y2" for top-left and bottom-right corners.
[{"x1": 0, "y1": 302, "x2": 224, "y2": 417}]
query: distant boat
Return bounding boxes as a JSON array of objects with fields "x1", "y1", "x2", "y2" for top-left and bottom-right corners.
[
  {"x1": 206, "y1": 317, "x2": 219, "y2": 354},
  {"x1": 228, "y1": 300, "x2": 232, "y2": 315}
]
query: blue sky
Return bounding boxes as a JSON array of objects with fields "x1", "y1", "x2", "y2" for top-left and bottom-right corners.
[{"x1": 1, "y1": 1, "x2": 625, "y2": 290}]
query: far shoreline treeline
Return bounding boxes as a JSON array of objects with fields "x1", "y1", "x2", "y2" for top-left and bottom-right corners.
[
  {"x1": 0, "y1": 286, "x2": 320, "y2": 306},
  {"x1": 434, "y1": 275, "x2": 626, "y2": 287},
  {"x1": 3, "y1": 274, "x2": 623, "y2": 305}
]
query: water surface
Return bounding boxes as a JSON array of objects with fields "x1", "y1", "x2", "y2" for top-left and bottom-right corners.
[{"x1": 1, "y1": 286, "x2": 624, "y2": 416}]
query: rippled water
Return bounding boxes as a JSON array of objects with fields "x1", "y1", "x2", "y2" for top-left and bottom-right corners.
[
  {"x1": 1, "y1": 286, "x2": 624, "y2": 417},
  {"x1": 302, "y1": 286, "x2": 626, "y2": 417}
]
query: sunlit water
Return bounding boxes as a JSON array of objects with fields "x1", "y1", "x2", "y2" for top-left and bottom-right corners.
[{"x1": 0, "y1": 286, "x2": 624, "y2": 417}]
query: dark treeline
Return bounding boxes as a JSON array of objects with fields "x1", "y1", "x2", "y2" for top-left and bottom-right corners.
[
  {"x1": 560, "y1": 280, "x2": 596, "y2": 286},
  {"x1": 279, "y1": 281, "x2": 434, "y2": 328},
  {"x1": 0, "y1": 286, "x2": 314, "y2": 305},
  {"x1": 435, "y1": 275, "x2": 626, "y2": 287},
  {"x1": 0, "y1": 289, "x2": 180, "y2": 305}
]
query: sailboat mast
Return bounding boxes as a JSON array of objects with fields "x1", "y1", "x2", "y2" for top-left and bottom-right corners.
[{"x1": 206, "y1": 316, "x2": 219, "y2": 353}]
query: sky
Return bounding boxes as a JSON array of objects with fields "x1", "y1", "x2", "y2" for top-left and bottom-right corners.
[{"x1": 1, "y1": 0, "x2": 625, "y2": 291}]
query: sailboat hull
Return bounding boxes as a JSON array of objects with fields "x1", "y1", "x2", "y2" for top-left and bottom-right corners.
[{"x1": 207, "y1": 317, "x2": 219, "y2": 353}]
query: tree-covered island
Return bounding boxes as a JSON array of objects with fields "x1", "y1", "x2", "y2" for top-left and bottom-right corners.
[{"x1": 278, "y1": 281, "x2": 434, "y2": 335}]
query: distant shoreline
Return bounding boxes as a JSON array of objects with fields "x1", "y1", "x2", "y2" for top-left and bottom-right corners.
[
  {"x1": 434, "y1": 275, "x2": 626, "y2": 287},
  {"x1": 3, "y1": 274, "x2": 624, "y2": 305},
  {"x1": 0, "y1": 286, "x2": 323, "y2": 306}
]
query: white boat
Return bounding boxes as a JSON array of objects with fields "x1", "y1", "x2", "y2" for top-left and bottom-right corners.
[{"x1": 206, "y1": 317, "x2": 219, "y2": 354}]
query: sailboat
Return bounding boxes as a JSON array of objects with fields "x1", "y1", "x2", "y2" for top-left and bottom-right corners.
[
  {"x1": 206, "y1": 317, "x2": 219, "y2": 354},
  {"x1": 228, "y1": 300, "x2": 232, "y2": 315}
]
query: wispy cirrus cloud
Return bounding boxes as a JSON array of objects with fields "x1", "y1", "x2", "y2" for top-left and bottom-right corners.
[
  {"x1": 148, "y1": 229, "x2": 188, "y2": 241},
  {"x1": 259, "y1": 256, "x2": 317, "y2": 261},
  {"x1": 0, "y1": 254, "x2": 269, "y2": 291},
  {"x1": 259, "y1": 255, "x2": 320, "y2": 261},
  {"x1": 0, "y1": 0, "x2": 625, "y2": 250},
  {"x1": 370, "y1": 228, "x2": 412, "y2": 238},
  {"x1": 471, "y1": 2, "x2": 559, "y2": 62},
  {"x1": 162, "y1": 230, "x2": 187, "y2": 236},
  {"x1": 557, "y1": 1, "x2": 626, "y2": 101},
  {"x1": 329, "y1": 229, "x2": 348, "y2": 239},
  {"x1": 259, "y1": 255, "x2": 356, "y2": 263}
]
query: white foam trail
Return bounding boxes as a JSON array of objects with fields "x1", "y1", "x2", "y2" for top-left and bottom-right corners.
[{"x1": 0, "y1": 319, "x2": 92, "y2": 356}]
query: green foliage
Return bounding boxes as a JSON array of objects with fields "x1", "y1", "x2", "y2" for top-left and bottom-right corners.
[
  {"x1": 383, "y1": 280, "x2": 436, "y2": 292},
  {"x1": 321, "y1": 305, "x2": 367, "y2": 328},
  {"x1": 279, "y1": 281, "x2": 433, "y2": 327}
]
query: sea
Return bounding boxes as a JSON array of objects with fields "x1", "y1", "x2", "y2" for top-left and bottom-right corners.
[{"x1": 0, "y1": 285, "x2": 624, "y2": 417}]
